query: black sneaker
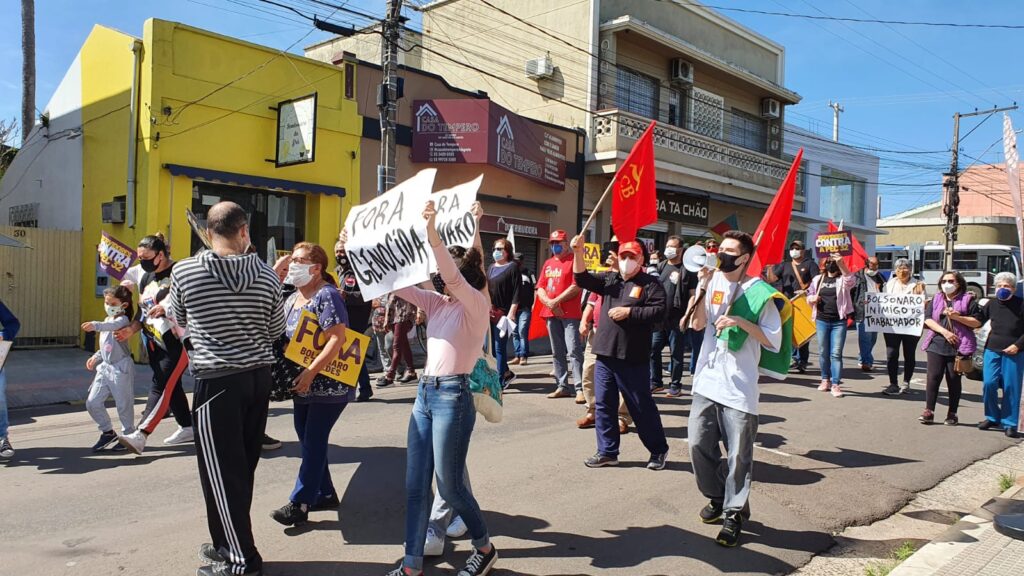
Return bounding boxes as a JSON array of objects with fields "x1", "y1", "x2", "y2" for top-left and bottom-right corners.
[
  {"x1": 92, "y1": 430, "x2": 119, "y2": 452},
  {"x1": 699, "y1": 501, "x2": 724, "y2": 524},
  {"x1": 196, "y1": 563, "x2": 262, "y2": 576},
  {"x1": 501, "y1": 371, "x2": 516, "y2": 390},
  {"x1": 457, "y1": 545, "x2": 498, "y2": 576},
  {"x1": 584, "y1": 453, "x2": 619, "y2": 468},
  {"x1": 1007, "y1": 427, "x2": 1020, "y2": 439},
  {"x1": 377, "y1": 377, "x2": 394, "y2": 388},
  {"x1": 0, "y1": 436, "x2": 14, "y2": 459},
  {"x1": 311, "y1": 493, "x2": 340, "y2": 511},
  {"x1": 198, "y1": 543, "x2": 225, "y2": 564},
  {"x1": 881, "y1": 384, "x2": 901, "y2": 396},
  {"x1": 797, "y1": 364, "x2": 808, "y2": 374},
  {"x1": 716, "y1": 512, "x2": 743, "y2": 547},
  {"x1": 261, "y1": 434, "x2": 282, "y2": 451},
  {"x1": 356, "y1": 391, "x2": 374, "y2": 402},
  {"x1": 270, "y1": 502, "x2": 308, "y2": 526},
  {"x1": 647, "y1": 453, "x2": 668, "y2": 470},
  {"x1": 979, "y1": 420, "x2": 998, "y2": 430}
]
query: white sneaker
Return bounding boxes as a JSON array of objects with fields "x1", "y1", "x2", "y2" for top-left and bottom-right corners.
[
  {"x1": 424, "y1": 526, "x2": 445, "y2": 557},
  {"x1": 118, "y1": 430, "x2": 147, "y2": 455},
  {"x1": 164, "y1": 426, "x2": 194, "y2": 445},
  {"x1": 0, "y1": 437, "x2": 14, "y2": 459},
  {"x1": 446, "y1": 515, "x2": 468, "y2": 538}
]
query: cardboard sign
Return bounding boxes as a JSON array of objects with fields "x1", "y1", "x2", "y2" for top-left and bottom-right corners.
[
  {"x1": 432, "y1": 175, "x2": 482, "y2": 251},
  {"x1": 344, "y1": 169, "x2": 436, "y2": 301},
  {"x1": 97, "y1": 231, "x2": 137, "y2": 281},
  {"x1": 285, "y1": 309, "x2": 370, "y2": 387},
  {"x1": 864, "y1": 293, "x2": 925, "y2": 336},
  {"x1": 814, "y1": 230, "x2": 854, "y2": 260},
  {"x1": 583, "y1": 243, "x2": 608, "y2": 271}
]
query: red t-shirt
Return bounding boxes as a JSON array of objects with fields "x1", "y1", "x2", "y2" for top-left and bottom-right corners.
[
  {"x1": 588, "y1": 292, "x2": 602, "y2": 329},
  {"x1": 539, "y1": 256, "x2": 582, "y2": 320}
]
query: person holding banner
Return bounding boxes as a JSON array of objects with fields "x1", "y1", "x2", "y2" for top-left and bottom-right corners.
[
  {"x1": 539, "y1": 230, "x2": 585, "y2": 401},
  {"x1": 975, "y1": 272, "x2": 1024, "y2": 438},
  {"x1": 919, "y1": 272, "x2": 980, "y2": 426},
  {"x1": 510, "y1": 252, "x2": 535, "y2": 366},
  {"x1": 0, "y1": 298, "x2": 20, "y2": 460},
  {"x1": 882, "y1": 258, "x2": 927, "y2": 396},
  {"x1": 806, "y1": 254, "x2": 855, "y2": 398},
  {"x1": 766, "y1": 240, "x2": 815, "y2": 374},
  {"x1": 335, "y1": 240, "x2": 374, "y2": 403}
]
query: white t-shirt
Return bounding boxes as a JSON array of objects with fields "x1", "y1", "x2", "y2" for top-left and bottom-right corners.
[{"x1": 692, "y1": 273, "x2": 783, "y2": 416}]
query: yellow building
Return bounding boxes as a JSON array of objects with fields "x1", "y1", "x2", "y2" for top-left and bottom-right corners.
[{"x1": 0, "y1": 20, "x2": 361, "y2": 345}]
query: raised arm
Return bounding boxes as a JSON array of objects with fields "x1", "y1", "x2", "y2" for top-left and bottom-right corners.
[{"x1": 570, "y1": 234, "x2": 605, "y2": 294}]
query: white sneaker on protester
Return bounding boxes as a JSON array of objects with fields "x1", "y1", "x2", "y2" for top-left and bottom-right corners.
[
  {"x1": 164, "y1": 426, "x2": 194, "y2": 445},
  {"x1": 118, "y1": 430, "x2": 147, "y2": 455},
  {"x1": 424, "y1": 526, "x2": 445, "y2": 557},
  {"x1": 446, "y1": 515, "x2": 468, "y2": 538},
  {"x1": 0, "y1": 437, "x2": 14, "y2": 459}
]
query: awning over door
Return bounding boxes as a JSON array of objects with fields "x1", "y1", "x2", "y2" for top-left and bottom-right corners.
[{"x1": 164, "y1": 164, "x2": 346, "y2": 198}]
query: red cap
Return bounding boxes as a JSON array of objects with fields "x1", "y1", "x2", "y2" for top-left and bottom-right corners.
[
  {"x1": 618, "y1": 241, "x2": 642, "y2": 257},
  {"x1": 549, "y1": 230, "x2": 567, "y2": 243}
]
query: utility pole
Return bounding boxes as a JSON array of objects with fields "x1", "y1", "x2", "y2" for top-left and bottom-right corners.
[
  {"x1": 944, "y1": 104, "x2": 1018, "y2": 270},
  {"x1": 378, "y1": 0, "x2": 404, "y2": 195},
  {"x1": 828, "y1": 100, "x2": 843, "y2": 143}
]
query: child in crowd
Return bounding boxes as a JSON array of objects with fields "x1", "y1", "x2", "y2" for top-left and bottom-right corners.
[{"x1": 82, "y1": 286, "x2": 136, "y2": 452}]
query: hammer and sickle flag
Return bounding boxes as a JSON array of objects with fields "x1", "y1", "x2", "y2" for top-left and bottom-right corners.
[{"x1": 611, "y1": 121, "x2": 657, "y2": 243}]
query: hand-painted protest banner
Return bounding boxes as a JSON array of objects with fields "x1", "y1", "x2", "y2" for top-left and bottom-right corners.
[
  {"x1": 815, "y1": 230, "x2": 853, "y2": 260},
  {"x1": 432, "y1": 175, "x2": 482, "y2": 251},
  {"x1": 97, "y1": 231, "x2": 137, "y2": 281},
  {"x1": 285, "y1": 309, "x2": 370, "y2": 387},
  {"x1": 583, "y1": 243, "x2": 608, "y2": 272},
  {"x1": 864, "y1": 293, "x2": 925, "y2": 336},
  {"x1": 344, "y1": 169, "x2": 436, "y2": 301}
]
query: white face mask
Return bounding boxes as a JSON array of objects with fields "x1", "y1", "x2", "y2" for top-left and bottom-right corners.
[
  {"x1": 664, "y1": 247, "x2": 679, "y2": 260},
  {"x1": 619, "y1": 257, "x2": 639, "y2": 277},
  {"x1": 865, "y1": 268, "x2": 878, "y2": 276},
  {"x1": 286, "y1": 262, "x2": 315, "y2": 287},
  {"x1": 790, "y1": 249, "x2": 803, "y2": 259},
  {"x1": 941, "y1": 282, "x2": 957, "y2": 295},
  {"x1": 105, "y1": 304, "x2": 125, "y2": 317}
]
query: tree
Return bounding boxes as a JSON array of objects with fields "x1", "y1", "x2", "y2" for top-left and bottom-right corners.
[
  {"x1": 22, "y1": 0, "x2": 35, "y2": 145},
  {"x1": 0, "y1": 118, "x2": 17, "y2": 179}
]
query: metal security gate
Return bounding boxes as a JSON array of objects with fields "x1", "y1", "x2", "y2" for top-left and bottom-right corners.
[{"x1": 0, "y1": 226, "x2": 82, "y2": 347}]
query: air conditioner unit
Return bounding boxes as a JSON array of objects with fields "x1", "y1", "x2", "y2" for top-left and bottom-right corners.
[
  {"x1": 101, "y1": 200, "x2": 125, "y2": 224},
  {"x1": 761, "y1": 97, "x2": 781, "y2": 119},
  {"x1": 525, "y1": 56, "x2": 554, "y2": 80},
  {"x1": 670, "y1": 58, "x2": 694, "y2": 85}
]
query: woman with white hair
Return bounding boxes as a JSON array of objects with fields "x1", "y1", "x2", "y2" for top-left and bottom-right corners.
[
  {"x1": 881, "y1": 258, "x2": 927, "y2": 396},
  {"x1": 974, "y1": 272, "x2": 1024, "y2": 438}
]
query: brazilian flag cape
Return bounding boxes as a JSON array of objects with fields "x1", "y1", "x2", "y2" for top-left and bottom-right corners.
[{"x1": 716, "y1": 279, "x2": 794, "y2": 379}]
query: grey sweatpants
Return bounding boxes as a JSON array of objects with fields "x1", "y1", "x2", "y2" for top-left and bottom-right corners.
[
  {"x1": 429, "y1": 467, "x2": 472, "y2": 534},
  {"x1": 688, "y1": 392, "x2": 758, "y2": 514},
  {"x1": 86, "y1": 360, "x2": 136, "y2": 434}
]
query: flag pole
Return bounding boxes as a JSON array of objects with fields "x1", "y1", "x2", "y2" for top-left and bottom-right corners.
[{"x1": 577, "y1": 173, "x2": 616, "y2": 238}]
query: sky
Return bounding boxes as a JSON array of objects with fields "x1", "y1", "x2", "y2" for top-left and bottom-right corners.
[{"x1": 1, "y1": 0, "x2": 1021, "y2": 217}]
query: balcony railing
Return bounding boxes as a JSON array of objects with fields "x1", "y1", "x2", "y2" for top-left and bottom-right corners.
[{"x1": 592, "y1": 110, "x2": 789, "y2": 183}]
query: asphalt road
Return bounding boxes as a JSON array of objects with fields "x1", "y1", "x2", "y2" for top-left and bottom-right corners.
[{"x1": 1, "y1": 336, "x2": 1020, "y2": 576}]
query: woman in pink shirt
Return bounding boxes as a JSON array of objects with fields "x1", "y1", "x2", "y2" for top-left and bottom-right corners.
[
  {"x1": 807, "y1": 254, "x2": 855, "y2": 398},
  {"x1": 384, "y1": 200, "x2": 497, "y2": 576}
]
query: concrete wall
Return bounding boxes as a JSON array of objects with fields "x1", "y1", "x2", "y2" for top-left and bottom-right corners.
[{"x1": 305, "y1": 26, "x2": 423, "y2": 70}]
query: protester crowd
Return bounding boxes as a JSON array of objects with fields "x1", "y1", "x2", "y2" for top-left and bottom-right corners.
[{"x1": 3, "y1": 199, "x2": 1024, "y2": 576}]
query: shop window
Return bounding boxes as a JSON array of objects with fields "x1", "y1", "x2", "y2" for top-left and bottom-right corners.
[
  {"x1": 820, "y1": 166, "x2": 866, "y2": 225},
  {"x1": 190, "y1": 182, "x2": 305, "y2": 262},
  {"x1": 615, "y1": 67, "x2": 659, "y2": 120},
  {"x1": 687, "y1": 87, "x2": 724, "y2": 140},
  {"x1": 728, "y1": 108, "x2": 766, "y2": 153}
]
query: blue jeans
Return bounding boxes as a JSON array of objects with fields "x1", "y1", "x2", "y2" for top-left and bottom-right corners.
[
  {"x1": 688, "y1": 328, "x2": 705, "y2": 376},
  {"x1": 290, "y1": 401, "x2": 347, "y2": 505},
  {"x1": 491, "y1": 325, "x2": 509, "y2": 377},
  {"x1": 547, "y1": 318, "x2": 584, "y2": 393},
  {"x1": 982, "y1": 349, "x2": 1024, "y2": 429},
  {"x1": 857, "y1": 321, "x2": 877, "y2": 366},
  {"x1": 595, "y1": 356, "x2": 668, "y2": 458},
  {"x1": 816, "y1": 319, "x2": 847, "y2": 384},
  {"x1": 511, "y1": 309, "x2": 531, "y2": 359},
  {"x1": 0, "y1": 369, "x2": 7, "y2": 438},
  {"x1": 650, "y1": 326, "x2": 686, "y2": 388},
  {"x1": 404, "y1": 375, "x2": 489, "y2": 571}
]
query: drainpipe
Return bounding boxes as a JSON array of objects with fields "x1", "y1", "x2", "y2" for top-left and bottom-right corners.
[
  {"x1": 126, "y1": 40, "x2": 142, "y2": 228},
  {"x1": 575, "y1": 128, "x2": 586, "y2": 235}
]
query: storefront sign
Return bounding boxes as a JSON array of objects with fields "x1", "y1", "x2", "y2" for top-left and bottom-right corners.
[
  {"x1": 276, "y1": 93, "x2": 317, "y2": 167},
  {"x1": 479, "y1": 215, "x2": 551, "y2": 239},
  {"x1": 864, "y1": 293, "x2": 925, "y2": 336},
  {"x1": 97, "y1": 231, "x2": 136, "y2": 281},
  {"x1": 432, "y1": 175, "x2": 481, "y2": 250},
  {"x1": 657, "y1": 191, "x2": 709, "y2": 225},
  {"x1": 285, "y1": 309, "x2": 369, "y2": 387},
  {"x1": 814, "y1": 230, "x2": 853, "y2": 260},
  {"x1": 412, "y1": 99, "x2": 567, "y2": 189}
]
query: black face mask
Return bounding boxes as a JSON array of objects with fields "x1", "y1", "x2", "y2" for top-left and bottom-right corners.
[
  {"x1": 140, "y1": 256, "x2": 158, "y2": 273},
  {"x1": 335, "y1": 253, "x2": 349, "y2": 269},
  {"x1": 826, "y1": 263, "x2": 840, "y2": 276},
  {"x1": 717, "y1": 252, "x2": 746, "y2": 273}
]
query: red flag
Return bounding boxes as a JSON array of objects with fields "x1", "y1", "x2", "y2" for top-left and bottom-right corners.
[
  {"x1": 527, "y1": 298, "x2": 548, "y2": 341},
  {"x1": 611, "y1": 122, "x2": 657, "y2": 243},
  {"x1": 827, "y1": 220, "x2": 868, "y2": 273},
  {"x1": 748, "y1": 149, "x2": 803, "y2": 276}
]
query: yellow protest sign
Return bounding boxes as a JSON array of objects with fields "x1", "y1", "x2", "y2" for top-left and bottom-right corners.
[
  {"x1": 584, "y1": 243, "x2": 609, "y2": 272},
  {"x1": 285, "y1": 309, "x2": 370, "y2": 387}
]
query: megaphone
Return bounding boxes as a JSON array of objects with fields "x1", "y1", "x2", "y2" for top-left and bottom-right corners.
[{"x1": 682, "y1": 245, "x2": 718, "y2": 273}]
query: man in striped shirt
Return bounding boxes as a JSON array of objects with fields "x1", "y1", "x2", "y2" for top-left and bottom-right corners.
[{"x1": 167, "y1": 201, "x2": 285, "y2": 576}]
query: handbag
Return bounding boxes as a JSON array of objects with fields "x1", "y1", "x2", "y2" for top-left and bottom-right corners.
[
  {"x1": 943, "y1": 303, "x2": 975, "y2": 376},
  {"x1": 468, "y1": 330, "x2": 503, "y2": 423},
  {"x1": 269, "y1": 335, "x2": 300, "y2": 402}
]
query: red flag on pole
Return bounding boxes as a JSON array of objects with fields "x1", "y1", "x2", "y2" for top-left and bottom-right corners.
[
  {"x1": 611, "y1": 122, "x2": 658, "y2": 243},
  {"x1": 747, "y1": 148, "x2": 803, "y2": 276},
  {"x1": 827, "y1": 220, "x2": 867, "y2": 272}
]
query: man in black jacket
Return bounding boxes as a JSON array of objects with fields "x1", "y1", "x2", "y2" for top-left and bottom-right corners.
[{"x1": 570, "y1": 235, "x2": 670, "y2": 471}]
